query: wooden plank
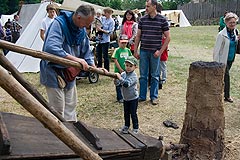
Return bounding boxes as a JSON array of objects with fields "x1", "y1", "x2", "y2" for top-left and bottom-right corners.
[
  {"x1": 0, "y1": 112, "x2": 162, "y2": 160},
  {"x1": 113, "y1": 130, "x2": 146, "y2": 149},
  {"x1": 74, "y1": 121, "x2": 102, "y2": 150},
  {"x1": 0, "y1": 113, "x2": 11, "y2": 155}
]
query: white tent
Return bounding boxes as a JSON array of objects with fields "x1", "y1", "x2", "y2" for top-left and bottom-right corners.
[
  {"x1": 1, "y1": 15, "x2": 14, "y2": 26},
  {"x1": 138, "y1": 9, "x2": 191, "y2": 27},
  {"x1": 6, "y1": 2, "x2": 56, "y2": 73},
  {"x1": 161, "y1": 10, "x2": 191, "y2": 27},
  {"x1": 60, "y1": 0, "x2": 125, "y2": 15}
]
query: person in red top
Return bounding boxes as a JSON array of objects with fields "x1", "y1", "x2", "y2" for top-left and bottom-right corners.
[
  {"x1": 119, "y1": 10, "x2": 138, "y2": 54},
  {"x1": 159, "y1": 34, "x2": 168, "y2": 85}
]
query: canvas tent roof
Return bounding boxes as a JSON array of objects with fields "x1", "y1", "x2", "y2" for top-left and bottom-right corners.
[
  {"x1": 138, "y1": 9, "x2": 191, "y2": 27},
  {"x1": 18, "y1": 3, "x2": 43, "y2": 34},
  {"x1": 1, "y1": 15, "x2": 14, "y2": 26},
  {"x1": 161, "y1": 10, "x2": 191, "y2": 27},
  {"x1": 6, "y1": 2, "x2": 54, "y2": 73},
  {"x1": 60, "y1": 0, "x2": 125, "y2": 15}
]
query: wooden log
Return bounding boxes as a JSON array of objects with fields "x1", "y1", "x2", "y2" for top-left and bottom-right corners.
[
  {"x1": 0, "y1": 65, "x2": 102, "y2": 160},
  {"x1": 0, "y1": 40, "x2": 117, "y2": 79},
  {"x1": 0, "y1": 113, "x2": 11, "y2": 155},
  {"x1": 179, "y1": 61, "x2": 225, "y2": 159},
  {"x1": 0, "y1": 50, "x2": 65, "y2": 122}
]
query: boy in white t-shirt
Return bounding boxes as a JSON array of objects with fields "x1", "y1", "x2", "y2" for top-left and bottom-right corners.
[{"x1": 40, "y1": 4, "x2": 57, "y2": 41}]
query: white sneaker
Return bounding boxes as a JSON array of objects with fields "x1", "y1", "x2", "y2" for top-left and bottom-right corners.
[
  {"x1": 132, "y1": 129, "x2": 139, "y2": 134},
  {"x1": 119, "y1": 126, "x2": 129, "y2": 134}
]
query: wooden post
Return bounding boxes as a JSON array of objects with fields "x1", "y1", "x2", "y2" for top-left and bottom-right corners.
[
  {"x1": 0, "y1": 65, "x2": 102, "y2": 160},
  {"x1": 179, "y1": 61, "x2": 225, "y2": 159},
  {"x1": 0, "y1": 50, "x2": 65, "y2": 122},
  {"x1": 0, "y1": 40, "x2": 117, "y2": 79}
]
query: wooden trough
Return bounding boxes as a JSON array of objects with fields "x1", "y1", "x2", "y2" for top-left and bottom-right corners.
[{"x1": 0, "y1": 112, "x2": 163, "y2": 160}]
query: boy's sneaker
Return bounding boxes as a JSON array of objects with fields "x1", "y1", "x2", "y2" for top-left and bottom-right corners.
[
  {"x1": 132, "y1": 129, "x2": 139, "y2": 134},
  {"x1": 118, "y1": 99, "x2": 124, "y2": 103},
  {"x1": 119, "y1": 126, "x2": 129, "y2": 134}
]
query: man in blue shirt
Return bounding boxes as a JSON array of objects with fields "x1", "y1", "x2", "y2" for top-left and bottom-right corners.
[{"x1": 40, "y1": 5, "x2": 96, "y2": 121}]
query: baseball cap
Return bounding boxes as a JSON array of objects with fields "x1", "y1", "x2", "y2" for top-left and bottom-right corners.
[
  {"x1": 119, "y1": 34, "x2": 129, "y2": 43},
  {"x1": 125, "y1": 56, "x2": 138, "y2": 66}
]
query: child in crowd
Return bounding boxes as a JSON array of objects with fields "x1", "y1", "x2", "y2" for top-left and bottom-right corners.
[
  {"x1": 5, "y1": 24, "x2": 12, "y2": 42},
  {"x1": 115, "y1": 56, "x2": 139, "y2": 134},
  {"x1": 94, "y1": 9, "x2": 103, "y2": 42},
  {"x1": 3, "y1": 24, "x2": 12, "y2": 55},
  {"x1": 112, "y1": 34, "x2": 132, "y2": 103},
  {"x1": 159, "y1": 34, "x2": 169, "y2": 87}
]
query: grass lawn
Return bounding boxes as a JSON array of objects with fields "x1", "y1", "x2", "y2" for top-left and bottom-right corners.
[{"x1": 0, "y1": 25, "x2": 240, "y2": 159}]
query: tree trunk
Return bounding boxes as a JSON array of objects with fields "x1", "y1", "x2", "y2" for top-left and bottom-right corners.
[{"x1": 180, "y1": 61, "x2": 225, "y2": 160}]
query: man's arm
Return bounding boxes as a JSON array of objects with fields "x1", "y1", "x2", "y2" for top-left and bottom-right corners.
[
  {"x1": 154, "y1": 30, "x2": 170, "y2": 58},
  {"x1": 134, "y1": 29, "x2": 141, "y2": 59}
]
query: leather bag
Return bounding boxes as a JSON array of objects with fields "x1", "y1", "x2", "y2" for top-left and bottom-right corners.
[{"x1": 63, "y1": 67, "x2": 81, "y2": 82}]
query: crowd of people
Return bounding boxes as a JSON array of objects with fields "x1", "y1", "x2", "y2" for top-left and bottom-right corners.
[
  {"x1": 38, "y1": 0, "x2": 170, "y2": 134},
  {"x1": 2, "y1": 0, "x2": 237, "y2": 135},
  {"x1": 0, "y1": 14, "x2": 22, "y2": 54}
]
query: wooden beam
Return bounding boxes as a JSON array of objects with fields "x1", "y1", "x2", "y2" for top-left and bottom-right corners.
[
  {"x1": 0, "y1": 50, "x2": 65, "y2": 122},
  {"x1": 0, "y1": 40, "x2": 117, "y2": 79},
  {"x1": 0, "y1": 113, "x2": 11, "y2": 155},
  {"x1": 0, "y1": 65, "x2": 102, "y2": 160}
]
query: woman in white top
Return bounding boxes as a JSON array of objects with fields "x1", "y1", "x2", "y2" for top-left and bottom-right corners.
[{"x1": 213, "y1": 12, "x2": 239, "y2": 103}]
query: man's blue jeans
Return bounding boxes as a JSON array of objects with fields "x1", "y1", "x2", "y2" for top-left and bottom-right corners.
[{"x1": 139, "y1": 49, "x2": 160, "y2": 100}]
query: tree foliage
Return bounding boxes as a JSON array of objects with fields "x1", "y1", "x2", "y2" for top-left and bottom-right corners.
[
  {"x1": 0, "y1": 0, "x2": 9, "y2": 14},
  {"x1": 0, "y1": 0, "x2": 191, "y2": 15},
  {"x1": 159, "y1": 0, "x2": 191, "y2": 10}
]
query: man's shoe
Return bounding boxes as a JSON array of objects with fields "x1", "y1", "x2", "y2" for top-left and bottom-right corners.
[
  {"x1": 151, "y1": 99, "x2": 158, "y2": 105},
  {"x1": 138, "y1": 98, "x2": 146, "y2": 102},
  {"x1": 224, "y1": 97, "x2": 233, "y2": 103}
]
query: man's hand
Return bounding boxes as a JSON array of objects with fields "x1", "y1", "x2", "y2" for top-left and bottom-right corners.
[
  {"x1": 154, "y1": 50, "x2": 162, "y2": 58},
  {"x1": 134, "y1": 52, "x2": 140, "y2": 60},
  {"x1": 77, "y1": 58, "x2": 89, "y2": 71}
]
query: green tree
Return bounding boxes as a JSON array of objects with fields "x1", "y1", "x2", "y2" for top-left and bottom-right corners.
[
  {"x1": 7, "y1": 0, "x2": 19, "y2": 14},
  {"x1": 159, "y1": 0, "x2": 191, "y2": 10},
  {"x1": 0, "y1": 0, "x2": 9, "y2": 14},
  {"x1": 109, "y1": 0, "x2": 122, "y2": 10}
]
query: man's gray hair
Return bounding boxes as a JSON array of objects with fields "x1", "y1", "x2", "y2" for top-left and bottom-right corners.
[
  {"x1": 75, "y1": 5, "x2": 96, "y2": 18},
  {"x1": 147, "y1": 0, "x2": 158, "y2": 6}
]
